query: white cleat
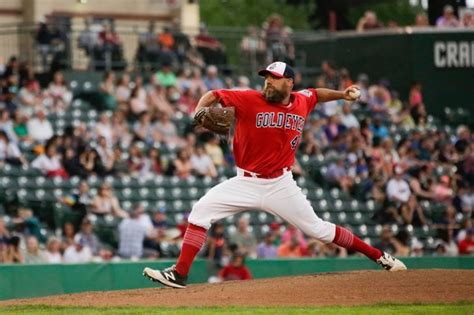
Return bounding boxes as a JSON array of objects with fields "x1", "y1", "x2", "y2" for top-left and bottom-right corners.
[
  {"x1": 143, "y1": 266, "x2": 187, "y2": 289},
  {"x1": 376, "y1": 252, "x2": 407, "y2": 271}
]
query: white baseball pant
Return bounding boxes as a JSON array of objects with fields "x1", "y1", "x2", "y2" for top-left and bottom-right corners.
[{"x1": 188, "y1": 169, "x2": 336, "y2": 243}]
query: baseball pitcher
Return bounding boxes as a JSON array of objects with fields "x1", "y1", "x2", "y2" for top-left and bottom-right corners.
[{"x1": 143, "y1": 61, "x2": 406, "y2": 288}]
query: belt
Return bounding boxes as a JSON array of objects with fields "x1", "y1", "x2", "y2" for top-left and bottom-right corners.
[{"x1": 243, "y1": 168, "x2": 287, "y2": 179}]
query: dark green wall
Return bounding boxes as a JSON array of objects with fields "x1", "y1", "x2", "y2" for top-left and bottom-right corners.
[
  {"x1": 0, "y1": 256, "x2": 473, "y2": 300},
  {"x1": 298, "y1": 30, "x2": 474, "y2": 117}
]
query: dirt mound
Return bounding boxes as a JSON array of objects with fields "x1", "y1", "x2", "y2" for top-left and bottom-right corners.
[{"x1": 3, "y1": 270, "x2": 474, "y2": 307}]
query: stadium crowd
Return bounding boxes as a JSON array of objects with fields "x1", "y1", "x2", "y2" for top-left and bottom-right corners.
[{"x1": 0, "y1": 11, "x2": 473, "y2": 283}]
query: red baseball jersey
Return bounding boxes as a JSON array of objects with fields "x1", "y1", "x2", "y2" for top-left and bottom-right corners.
[{"x1": 212, "y1": 88, "x2": 318, "y2": 175}]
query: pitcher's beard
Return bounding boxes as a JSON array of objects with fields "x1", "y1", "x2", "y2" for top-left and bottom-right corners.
[{"x1": 263, "y1": 87, "x2": 288, "y2": 103}]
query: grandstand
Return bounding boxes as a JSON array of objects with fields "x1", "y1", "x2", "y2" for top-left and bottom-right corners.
[{"x1": 0, "y1": 0, "x2": 473, "y2": 276}]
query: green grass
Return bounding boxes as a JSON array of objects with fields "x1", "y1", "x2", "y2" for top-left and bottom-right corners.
[{"x1": 0, "y1": 303, "x2": 473, "y2": 315}]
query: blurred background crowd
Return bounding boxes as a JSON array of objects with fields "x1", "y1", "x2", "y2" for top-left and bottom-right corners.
[{"x1": 0, "y1": 1, "x2": 473, "y2": 282}]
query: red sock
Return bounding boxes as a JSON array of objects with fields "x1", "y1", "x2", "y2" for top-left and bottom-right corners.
[
  {"x1": 175, "y1": 224, "x2": 207, "y2": 276},
  {"x1": 332, "y1": 225, "x2": 382, "y2": 261}
]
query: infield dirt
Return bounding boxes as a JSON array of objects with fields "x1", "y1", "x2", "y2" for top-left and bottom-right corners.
[{"x1": 2, "y1": 269, "x2": 473, "y2": 307}]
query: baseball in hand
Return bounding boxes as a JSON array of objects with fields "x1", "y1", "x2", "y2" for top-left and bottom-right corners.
[{"x1": 348, "y1": 86, "x2": 361, "y2": 100}]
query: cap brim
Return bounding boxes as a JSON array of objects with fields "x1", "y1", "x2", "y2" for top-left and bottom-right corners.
[{"x1": 258, "y1": 69, "x2": 285, "y2": 78}]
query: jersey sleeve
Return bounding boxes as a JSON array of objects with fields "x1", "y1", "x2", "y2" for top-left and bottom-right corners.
[
  {"x1": 295, "y1": 88, "x2": 318, "y2": 115},
  {"x1": 306, "y1": 88, "x2": 318, "y2": 113},
  {"x1": 212, "y1": 89, "x2": 253, "y2": 119},
  {"x1": 212, "y1": 89, "x2": 245, "y2": 108}
]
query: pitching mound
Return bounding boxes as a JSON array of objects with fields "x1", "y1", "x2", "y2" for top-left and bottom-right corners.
[{"x1": 3, "y1": 269, "x2": 474, "y2": 307}]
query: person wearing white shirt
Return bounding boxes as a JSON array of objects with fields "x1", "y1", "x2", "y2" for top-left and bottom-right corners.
[
  {"x1": 43, "y1": 236, "x2": 63, "y2": 264},
  {"x1": 386, "y1": 167, "x2": 411, "y2": 203},
  {"x1": 26, "y1": 109, "x2": 53, "y2": 143},
  {"x1": 95, "y1": 113, "x2": 114, "y2": 146},
  {"x1": 340, "y1": 103, "x2": 360, "y2": 129},
  {"x1": 190, "y1": 145, "x2": 217, "y2": 178},
  {"x1": 0, "y1": 130, "x2": 27, "y2": 166},
  {"x1": 63, "y1": 238, "x2": 92, "y2": 263},
  {"x1": 31, "y1": 143, "x2": 64, "y2": 176},
  {"x1": 118, "y1": 207, "x2": 148, "y2": 259}
]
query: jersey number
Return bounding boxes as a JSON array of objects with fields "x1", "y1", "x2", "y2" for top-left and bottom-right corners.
[{"x1": 290, "y1": 135, "x2": 301, "y2": 150}]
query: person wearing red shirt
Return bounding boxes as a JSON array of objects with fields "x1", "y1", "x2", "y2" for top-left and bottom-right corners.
[
  {"x1": 458, "y1": 228, "x2": 474, "y2": 255},
  {"x1": 144, "y1": 61, "x2": 407, "y2": 288},
  {"x1": 219, "y1": 253, "x2": 252, "y2": 281}
]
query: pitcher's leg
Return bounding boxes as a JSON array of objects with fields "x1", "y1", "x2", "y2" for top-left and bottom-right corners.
[
  {"x1": 176, "y1": 177, "x2": 261, "y2": 276},
  {"x1": 265, "y1": 176, "x2": 381, "y2": 259}
]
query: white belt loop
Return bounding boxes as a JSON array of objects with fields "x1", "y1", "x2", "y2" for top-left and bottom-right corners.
[{"x1": 236, "y1": 167, "x2": 259, "y2": 178}]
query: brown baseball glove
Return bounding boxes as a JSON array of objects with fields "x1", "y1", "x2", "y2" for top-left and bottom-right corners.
[{"x1": 194, "y1": 107, "x2": 235, "y2": 135}]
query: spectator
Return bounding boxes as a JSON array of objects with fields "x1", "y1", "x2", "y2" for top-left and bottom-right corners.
[
  {"x1": 98, "y1": 71, "x2": 117, "y2": 111},
  {"x1": 158, "y1": 26, "x2": 175, "y2": 50},
  {"x1": 218, "y1": 252, "x2": 252, "y2": 281},
  {"x1": 154, "y1": 63, "x2": 177, "y2": 88},
  {"x1": 277, "y1": 235, "x2": 303, "y2": 257},
  {"x1": 436, "y1": 5, "x2": 460, "y2": 28},
  {"x1": 436, "y1": 228, "x2": 459, "y2": 256},
  {"x1": 61, "y1": 222, "x2": 76, "y2": 251},
  {"x1": 0, "y1": 219, "x2": 10, "y2": 263},
  {"x1": 111, "y1": 111, "x2": 132, "y2": 147},
  {"x1": 190, "y1": 144, "x2": 217, "y2": 178},
  {"x1": 326, "y1": 158, "x2": 353, "y2": 193},
  {"x1": 386, "y1": 167, "x2": 418, "y2": 223},
  {"x1": 24, "y1": 236, "x2": 45, "y2": 264},
  {"x1": 147, "y1": 82, "x2": 174, "y2": 117},
  {"x1": 263, "y1": 14, "x2": 294, "y2": 64},
  {"x1": 26, "y1": 108, "x2": 53, "y2": 144},
  {"x1": 96, "y1": 136, "x2": 114, "y2": 172},
  {"x1": 321, "y1": 60, "x2": 340, "y2": 90},
  {"x1": 18, "y1": 80, "x2": 43, "y2": 110},
  {"x1": 91, "y1": 183, "x2": 128, "y2": 218},
  {"x1": 45, "y1": 71, "x2": 72, "y2": 111},
  {"x1": 0, "y1": 130, "x2": 27, "y2": 166},
  {"x1": 257, "y1": 232, "x2": 278, "y2": 258},
  {"x1": 35, "y1": 22, "x2": 52, "y2": 72},
  {"x1": 6, "y1": 235, "x2": 24, "y2": 264},
  {"x1": 128, "y1": 142, "x2": 148, "y2": 177},
  {"x1": 414, "y1": 13, "x2": 430, "y2": 27},
  {"x1": 339, "y1": 68, "x2": 354, "y2": 90},
  {"x1": 63, "y1": 237, "x2": 92, "y2": 263},
  {"x1": 189, "y1": 67, "x2": 208, "y2": 97},
  {"x1": 204, "y1": 222, "x2": 226, "y2": 270},
  {"x1": 229, "y1": 217, "x2": 257, "y2": 258},
  {"x1": 458, "y1": 228, "x2": 474, "y2": 255},
  {"x1": 31, "y1": 142, "x2": 68, "y2": 178},
  {"x1": 340, "y1": 103, "x2": 360, "y2": 129},
  {"x1": 461, "y1": 9, "x2": 474, "y2": 27},
  {"x1": 373, "y1": 225, "x2": 396, "y2": 255},
  {"x1": 62, "y1": 180, "x2": 92, "y2": 219},
  {"x1": 234, "y1": 76, "x2": 251, "y2": 91},
  {"x1": 324, "y1": 115, "x2": 345, "y2": 142},
  {"x1": 240, "y1": 26, "x2": 266, "y2": 68},
  {"x1": 195, "y1": 24, "x2": 227, "y2": 66},
  {"x1": 172, "y1": 148, "x2": 193, "y2": 179},
  {"x1": 2, "y1": 74, "x2": 19, "y2": 114},
  {"x1": 203, "y1": 65, "x2": 224, "y2": 90},
  {"x1": 95, "y1": 113, "x2": 114, "y2": 147},
  {"x1": 154, "y1": 113, "x2": 183, "y2": 147},
  {"x1": 147, "y1": 147, "x2": 163, "y2": 175},
  {"x1": 78, "y1": 18, "x2": 98, "y2": 57},
  {"x1": 115, "y1": 73, "x2": 131, "y2": 103},
  {"x1": 356, "y1": 11, "x2": 384, "y2": 32},
  {"x1": 118, "y1": 205, "x2": 148, "y2": 259},
  {"x1": 44, "y1": 236, "x2": 62, "y2": 263},
  {"x1": 74, "y1": 218, "x2": 101, "y2": 255}
]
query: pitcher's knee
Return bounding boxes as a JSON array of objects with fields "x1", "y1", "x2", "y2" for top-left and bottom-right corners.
[
  {"x1": 304, "y1": 221, "x2": 336, "y2": 243},
  {"x1": 187, "y1": 200, "x2": 212, "y2": 230}
]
